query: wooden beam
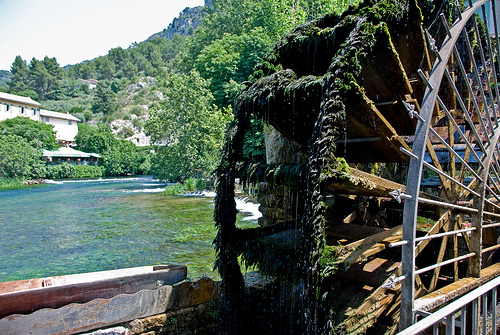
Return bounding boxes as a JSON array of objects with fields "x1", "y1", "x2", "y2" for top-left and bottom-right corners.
[
  {"x1": 0, "y1": 277, "x2": 219, "y2": 335},
  {"x1": 414, "y1": 263, "x2": 500, "y2": 312},
  {"x1": 0, "y1": 265, "x2": 187, "y2": 319},
  {"x1": 328, "y1": 167, "x2": 407, "y2": 197},
  {"x1": 341, "y1": 225, "x2": 402, "y2": 266},
  {"x1": 337, "y1": 258, "x2": 400, "y2": 287}
]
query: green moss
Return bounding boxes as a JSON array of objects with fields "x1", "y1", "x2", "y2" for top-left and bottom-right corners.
[{"x1": 319, "y1": 246, "x2": 342, "y2": 277}]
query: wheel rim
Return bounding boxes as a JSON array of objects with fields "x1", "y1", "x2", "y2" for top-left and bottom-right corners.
[{"x1": 400, "y1": 0, "x2": 500, "y2": 328}]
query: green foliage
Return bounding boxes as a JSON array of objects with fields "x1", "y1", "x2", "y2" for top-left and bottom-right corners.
[
  {"x1": 0, "y1": 134, "x2": 46, "y2": 179},
  {"x1": 137, "y1": 148, "x2": 152, "y2": 175},
  {"x1": 163, "y1": 178, "x2": 206, "y2": 196},
  {"x1": 46, "y1": 163, "x2": 104, "y2": 179},
  {"x1": 83, "y1": 110, "x2": 93, "y2": 121},
  {"x1": 75, "y1": 123, "x2": 116, "y2": 153},
  {"x1": 75, "y1": 123, "x2": 148, "y2": 176},
  {"x1": 194, "y1": 27, "x2": 273, "y2": 107},
  {"x1": 146, "y1": 71, "x2": 233, "y2": 182},
  {"x1": 242, "y1": 118, "x2": 266, "y2": 162},
  {"x1": 70, "y1": 106, "x2": 84, "y2": 114},
  {"x1": 92, "y1": 81, "x2": 117, "y2": 115},
  {"x1": 0, "y1": 117, "x2": 58, "y2": 150},
  {"x1": 46, "y1": 162, "x2": 75, "y2": 179},
  {"x1": 17, "y1": 89, "x2": 39, "y2": 101},
  {"x1": 0, "y1": 177, "x2": 24, "y2": 188},
  {"x1": 0, "y1": 70, "x2": 12, "y2": 89},
  {"x1": 101, "y1": 139, "x2": 140, "y2": 176},
  {"x1": 26, "y1": 56, "x2": 63, "y2": 100},
  {"x1": 9, "y1": 56, "x2": 29, "y2": 92}
]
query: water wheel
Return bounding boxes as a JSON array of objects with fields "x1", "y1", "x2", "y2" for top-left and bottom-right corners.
[{"x1": 214, "y1": 0, "x2": 500, "y2": 333}]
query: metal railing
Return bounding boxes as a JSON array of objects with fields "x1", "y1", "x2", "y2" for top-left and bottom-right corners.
[{"x1": 397, "y1": 275, "x2": 500, "y2": 335}]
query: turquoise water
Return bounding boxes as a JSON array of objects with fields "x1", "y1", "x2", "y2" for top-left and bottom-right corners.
[{"x1": 0, "y1": 176, "x2": 258, "y2": 282}]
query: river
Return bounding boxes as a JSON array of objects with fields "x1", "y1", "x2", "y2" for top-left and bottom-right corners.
[{"x1": 0, "y1": 176, "x2": 260, "y2": 283}]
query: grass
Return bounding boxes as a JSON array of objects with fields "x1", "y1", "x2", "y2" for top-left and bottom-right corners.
[{"x1": 0, "y1": 177, "x2": 25, "y2": 189}]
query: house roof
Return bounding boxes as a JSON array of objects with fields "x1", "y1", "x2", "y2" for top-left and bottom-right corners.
[
  {"x1": 78, "y1": 78, "x2": 98, "y2": 85},
  {"x1": 0, "y1": 92, "x2": 41, "y2": 107},
  {"x1": 42, "y1": 147, "x2": 101, "y2": 159},
  {"x1": 40, "y1": 110, "x2": 81, "y2": 122}
]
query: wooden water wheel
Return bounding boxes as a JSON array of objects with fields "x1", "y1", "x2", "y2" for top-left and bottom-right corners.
[{"x1": 214, "y1": 0, "x2": 500, "y2": 333}]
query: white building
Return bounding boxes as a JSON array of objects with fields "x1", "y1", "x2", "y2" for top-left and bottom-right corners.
[
  {"x1": 78, "y1": 79, "x2": 98, "y2": 90},
  {"x1": 40, "y1": 109, "x2": 80, "y2": 143},
  {"x1": 0, "y1": 92, "x2": 41, "y2": 121},
  {"x1": 0, "y1": 92, "x2": 80, "y2": 145}
]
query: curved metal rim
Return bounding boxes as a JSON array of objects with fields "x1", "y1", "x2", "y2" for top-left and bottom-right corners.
[{"x1": 400, "y1": 0, "x2": 496, "y2": 329}]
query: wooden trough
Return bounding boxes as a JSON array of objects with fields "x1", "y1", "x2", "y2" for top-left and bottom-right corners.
[{"x1": 0, "y1": 265, "x2": 219, "y2": 335}]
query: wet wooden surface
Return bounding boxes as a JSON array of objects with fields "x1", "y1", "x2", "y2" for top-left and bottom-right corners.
[
  {"x1": 0, "y1": 265, "x2": 187, "y2": 318},
  {"x1": 0, "y1": 277, "x2": 219, "y2": 335}
]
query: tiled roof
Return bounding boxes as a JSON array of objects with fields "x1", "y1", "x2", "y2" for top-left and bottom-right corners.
[
  {"x1": 0, "y1": 92, "x2": 41, "y2": 107},
  {"x1": 40, "y1": 109, "x2": 80, "y2": 122}
]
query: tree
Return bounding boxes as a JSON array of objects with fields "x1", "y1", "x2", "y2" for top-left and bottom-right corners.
[
  {"x1": 91, "y1": 81, "x2": 116, "y2": 115},
  {"x1": 9, "y1": 56, "x2": 29, "y2": 93},
  {"x1": 75, "y1": 123, "x2": 116, "y2": 153},
  {"x1": 101, "y1": 139, "x2": 139, "y2": 176},
  {"x1": 28, "y1": 58, "x2": 49, "y2": 99},
  {"x1": 0, "y1": 117, "x2": 58, "y2": 150},
  {"x1": 146, "y1": 71, "x2": 233, "y2": 182},
  {"x1": 41, "y1": 56, "x2": 63, "y2": 94},
  {"x1": 94, "y1": 57, "x2": 116, "y2": 80},
  {"x1": 0, "y1": 134, "x2": 46, "y2": 179},
  {"x1": 75, "y1": 124, "x2": 144, "y2": 176},
  {"x1": 194, "y1": 27, "x2": 273, "y2": 107}
]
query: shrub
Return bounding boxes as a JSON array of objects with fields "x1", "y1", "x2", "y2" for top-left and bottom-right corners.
[
  {"x1": 46, "y1": 163, "x2": 76, "y2": 179},
  {"x1": 71, "y1": 165, "x2": 104, "y2": 179},
  {"x1": 162, "y1": 178, "x2": 206, "y2": 196},
  {"x1": 0, "y1": 134, "x2": 46, "y2": 179},
  {"x1": 46, "y1": 163, "x2": 104, "y2": 179}
]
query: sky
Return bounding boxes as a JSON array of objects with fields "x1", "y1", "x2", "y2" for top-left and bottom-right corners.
[{"x1": 0, "y1": 0, "x2": 205, "y2": 71}]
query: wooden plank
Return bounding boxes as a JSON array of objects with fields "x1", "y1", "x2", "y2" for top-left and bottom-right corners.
[
  {"x1": 337, "y1": 258, "x2": 400, "y2": 287},
  {"x1": 326, "y1": 223, "x2": 388, "y2": 241},
  {"x1": 328, "y1": 167, "x2": 408, "y2": 197},
  {"x1": 414, "y1": 263, "x2": 500, "y2": 312},
  {"x1": 0, "y1": 265, "x2": 187, "y2": 318},
  {"x1": 0, "y1": 277, "x2": 219, "y2": 335},
  {"x1": 0, "y1": 265, "x2": 182, "y2": 294},
  {"x1": 341, "y1": 225, "x2": 402, "y2": 266}
]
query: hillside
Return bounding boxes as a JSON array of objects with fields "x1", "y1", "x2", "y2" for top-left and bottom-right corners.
[
  {"x1": 3, "y1": 3, "x2": 211, "y2": 147},
  {"x1": 0, "y1": 70, "x2": 11, "y2": 88},
  {"x1": 147, "y1": 6, "x2": 207, "y2": 40}
]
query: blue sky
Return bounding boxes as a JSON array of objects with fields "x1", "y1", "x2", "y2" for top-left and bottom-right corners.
[{"x1": 0, "y1": 0, "x2": 205, "y2": 71}]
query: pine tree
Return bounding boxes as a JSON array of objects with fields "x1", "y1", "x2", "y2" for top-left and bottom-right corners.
[{"x1": 8, "y1": 56, "x2": 29, "y2": 93}]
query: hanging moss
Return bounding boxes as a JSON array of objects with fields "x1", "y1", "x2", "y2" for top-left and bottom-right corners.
[{"x1": 240, "y1": 229, "x2": 303, "y2": 282}]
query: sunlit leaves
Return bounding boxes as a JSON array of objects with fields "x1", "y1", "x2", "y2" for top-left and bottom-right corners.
[{"x1": 146, "y1": 71, "x2": 233, "y2": 182}]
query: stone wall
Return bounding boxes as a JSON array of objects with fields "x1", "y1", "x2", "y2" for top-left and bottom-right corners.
[{"x1": 258, "y1": 125, "x2": 305, "y2": 227}]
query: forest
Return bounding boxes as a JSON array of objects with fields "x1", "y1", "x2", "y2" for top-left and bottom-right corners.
[{"x1": 0, "y1": 0, "x2": 358, "y2": 185}]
